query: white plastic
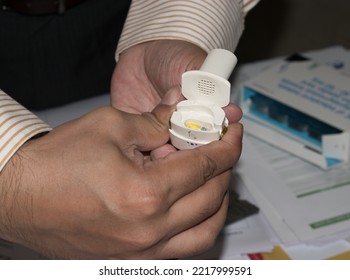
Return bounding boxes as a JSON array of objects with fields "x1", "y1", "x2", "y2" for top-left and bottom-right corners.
[
  {"x1": 200, "y1": 48, "x2": 237, "y2": 79},
  {"x1": 169, "y1": 49, "x2": 237, "y2": 150},
  {"x1": 322, "y1": 132, "x2": 350, "y2": 162}
]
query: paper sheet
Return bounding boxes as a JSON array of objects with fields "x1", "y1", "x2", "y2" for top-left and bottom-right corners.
[{"x1": 239, "y1": 135, "x2": 350, "y2": 243}]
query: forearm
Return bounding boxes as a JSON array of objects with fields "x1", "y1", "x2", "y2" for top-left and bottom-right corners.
[{"x1": 116, "y1": 0, "x2": 260, "y2": 59}]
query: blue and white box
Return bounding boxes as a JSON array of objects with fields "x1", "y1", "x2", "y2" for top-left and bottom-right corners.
[{"x1": 241, "y1": 56, "x2": 350, "y2": 169}]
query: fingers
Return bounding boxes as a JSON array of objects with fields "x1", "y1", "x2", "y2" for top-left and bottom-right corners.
[
  {"x1": 159, "y1": 192, "x2": 229, "y2": 259},
  {"x1": 165, "y1": 171, "x2": 231, "y2": 235},
  {"x1": 153, "y1": 124, "x2": 242, "y2": 258},
  {"x1": 145, "y1": 122, "x2": 243, "y2": 204},
  {"x1": 150, "y1": 144, "x2": 177, "y2": 160},
  {"x1": 113, "y1": 87, "x2": 182, "y2": 151},
  {"x1": 223, "y1": 103, "x2": 243, "y2": 123}
]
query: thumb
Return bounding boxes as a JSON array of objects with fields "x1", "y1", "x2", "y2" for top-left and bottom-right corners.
[
  {"x1": 131, "y1": 87, "x2": 182, "y2": 151},
  {"x1": 152, "y1": 86, "x2": 183, "y2": 125}
]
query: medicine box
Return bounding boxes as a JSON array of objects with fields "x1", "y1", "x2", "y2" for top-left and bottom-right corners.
[{"x1": 240, "y1": 55, "x2": 350, "y2": 169}]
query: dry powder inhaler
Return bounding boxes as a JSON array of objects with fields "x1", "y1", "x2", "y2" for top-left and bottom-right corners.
[{"x1": 169, "y1": 49, "x2": 237, "y2": 149}]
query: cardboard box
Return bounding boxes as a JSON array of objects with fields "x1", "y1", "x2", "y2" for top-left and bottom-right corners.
[{"x1": 240, "y1": 55, "x2": 350, "y2": 169}]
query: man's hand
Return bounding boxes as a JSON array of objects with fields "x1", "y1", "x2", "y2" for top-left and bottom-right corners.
[
  {"x1": 0, "y1": 101, "x2": 242, "y2": 259},
  {"x1": 111, "y1": 40, "x2": 242, "y2": 123}
]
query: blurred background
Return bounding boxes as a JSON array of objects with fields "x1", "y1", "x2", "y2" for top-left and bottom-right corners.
[{"x1": 235, "y1": 0, "x2": 350, "y2": 63}]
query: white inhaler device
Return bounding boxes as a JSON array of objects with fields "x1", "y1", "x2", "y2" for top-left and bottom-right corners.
[{"x1": 169, "y1": 49, "x2": 237, "y2": 150}]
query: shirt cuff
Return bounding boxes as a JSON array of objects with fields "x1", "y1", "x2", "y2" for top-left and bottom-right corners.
[
  {"x1": 116, "y1": 0, "x2": 258, "y2": 60},
  {"x1": 0, "y1": 90, "x2": 52, "y2": 172}
]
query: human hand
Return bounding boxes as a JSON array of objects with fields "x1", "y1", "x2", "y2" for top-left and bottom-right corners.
[
  {"x1": 0, "y1": 101, "x2": 243, "y2": 259},
  {"x1": 111, "y1": 40, "x2": 242, "y2": 123}
]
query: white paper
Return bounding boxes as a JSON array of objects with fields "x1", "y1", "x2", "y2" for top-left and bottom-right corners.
[{"x1": 239, "y1": 134, "x2": 350, "y2": 243}]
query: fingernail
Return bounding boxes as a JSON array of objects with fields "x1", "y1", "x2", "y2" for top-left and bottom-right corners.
[{"x1": 161, "y1": 88, "x2": 182, "y2": 105}]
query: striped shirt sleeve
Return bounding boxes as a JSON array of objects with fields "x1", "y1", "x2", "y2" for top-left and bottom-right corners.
[
  {"x1": 116, "y1": 0, "x2": 260, "y2": 58},
  {"x1": 0, "y1": 90, "x2": 51, "y2": 172}
]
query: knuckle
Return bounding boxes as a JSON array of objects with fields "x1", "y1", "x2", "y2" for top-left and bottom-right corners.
[
  {"x1": 129, "y1": 228, "x2": 161, "y2": 250},
  {"x1": 106, "y1": 223, "x2": 161, "y2": 252},
  {"x1": 141, "y1": 112, "x2": 169, "y2": 134},
  {"x1": 114, "y1": 183, "x2": 166, "y2": 219},
  {"x1": 135, "y1": 191, "x2": 165, "y2": 217}
]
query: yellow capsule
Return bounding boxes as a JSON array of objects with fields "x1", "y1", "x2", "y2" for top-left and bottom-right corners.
[
  {"x1": 185, "y1": 119, "x2": 212, "y2": 131},
  {"x1": 185, "y1": 119, "x2": 203, "y2": 131}
]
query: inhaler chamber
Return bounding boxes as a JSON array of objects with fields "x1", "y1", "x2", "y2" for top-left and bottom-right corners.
[{"x1": 169, "y1": 49, "x2": 237, "y2": 150}]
